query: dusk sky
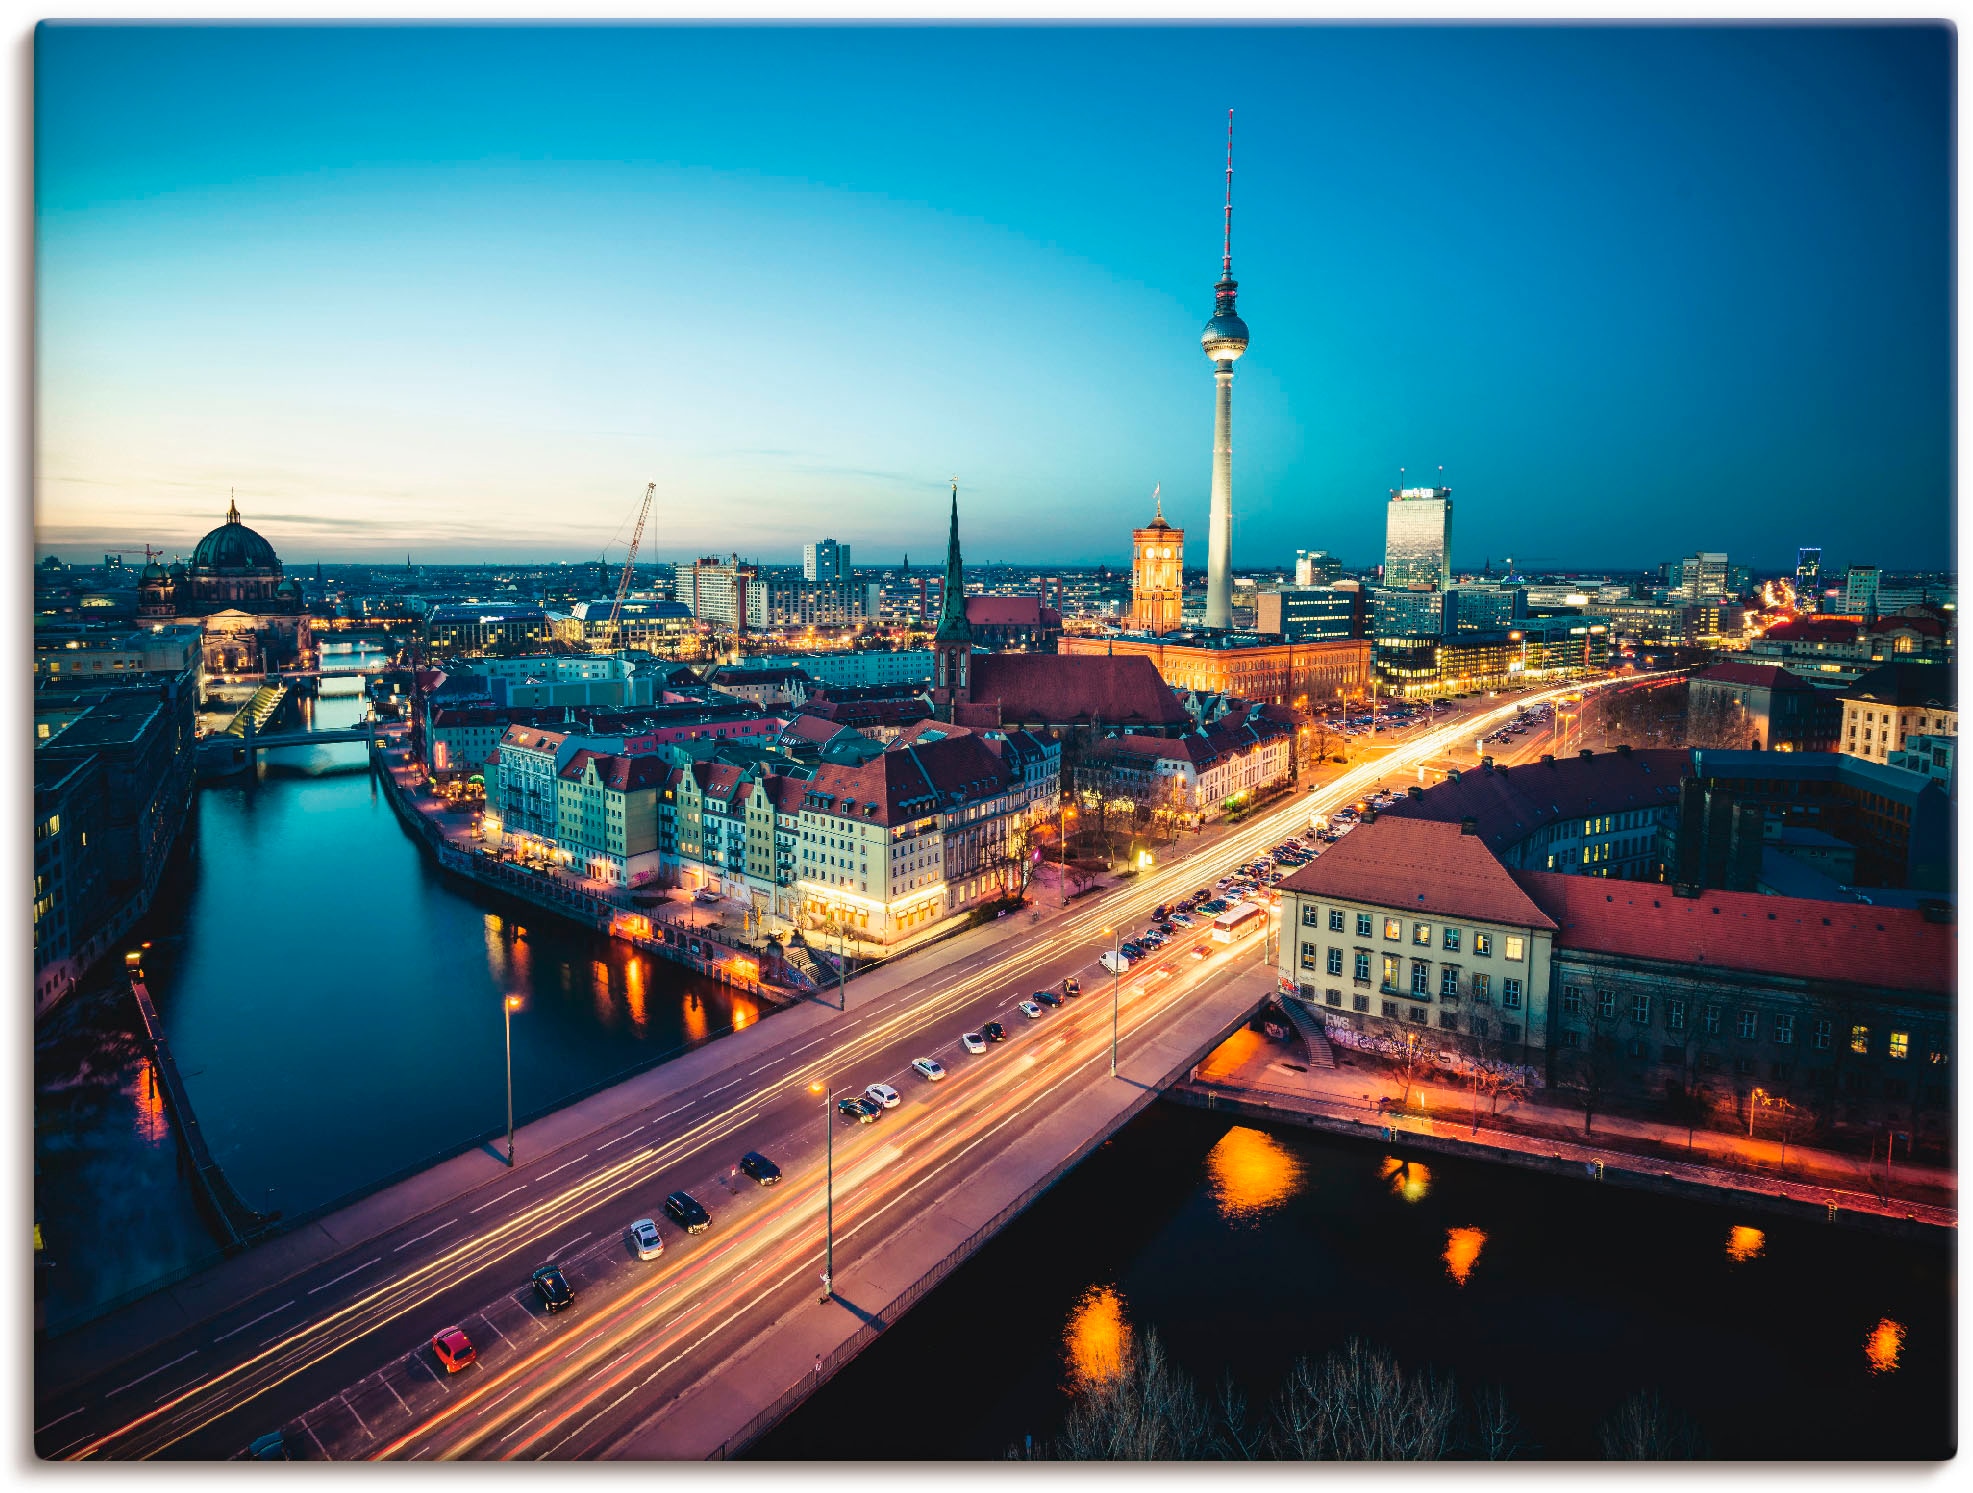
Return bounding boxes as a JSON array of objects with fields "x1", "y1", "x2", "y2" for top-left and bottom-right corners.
[{"x1": 35, "y1": 23, "x2": 1952, "y2": 574}]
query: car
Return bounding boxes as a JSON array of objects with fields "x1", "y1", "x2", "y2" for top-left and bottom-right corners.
[
  {"x1": 1200, "y1": 899, "x2": 1228, "y2": 915},
  {"x1": 432, "y1": 1325, "x2": 477, "y2": 1373},
  {"x1": 839, "y1": 1095, "x2": 879, "y2": 1123},
  {"x1": 531, "y1": 1264, "x2": 574, "y2": 1313},
  {"x1": 981, "y1": 1020, "x2": 1007, "y2": 1042},
  {"x1": 1139, "y1": 933, "x2": 1164, "y2": 949},
  {"x1": 739, "y1": 1151, "x2": 782, "y2": 1185},
  {"x1": 912, "y1": 1057, "x2": 947, "y2": 1081},
  {"x1": 1098, "y1": 949, "x2": 1131, "y2": 975},
  {"x1": 1061, "y1": 976, "x2": 1082, "y2": 997},
  {"x1": 1157, "y1": 920, "x2": 1176, "y2": 934},
  {"x1": 1018, "y1": 1000, "x2": 1044, "y2": 1019},
  {"x1": 1170, "y1": 912, "x2": 1195, "y2": 927},
  {"x1": 1033, "y1": 990, "x2": 1063, "y2": 1008},
  {"x1": 664, "y1": 1190, "x2": 711, "y2": 1233},
  {"x1": 1152, "y1": 904, "x2": 1169, "y2": 920},
  {"x1": 866, "y1": 1082, "x2": 901, "y2": 1109},
  {"x1": 961, "y1": 1031, "x2": 987, "y2": 1054},
  {"x1": 249, "y1": 1433, "x2": 292, "y2": 1461},
  {"x1": 1189, "y1": 946, "x2": 1209, "y2": 960},
  {"x1": 627, "y1": 1217, "x2": 664, "y2": 1260}
]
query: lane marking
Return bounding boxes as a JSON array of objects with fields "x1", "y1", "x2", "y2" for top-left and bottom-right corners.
[
  {"x1": 499, "y1": 1407, "x2": 548, "y2": 1443},
  {"x1": 341, "y1": 1393, "x2": 372, "y2": 1440},
  {"x1": 393, "y1": 1219, "x2": 459, "y2": 1253},
  {"x1": 307, "y1": 1257, "x2": 383, "y2": 1295},
  {"x1": 703, "y1": 1078, "x2": 743, "y2": 1096},
  {"x1": 382, "y1": 1378, "x2": 411, "y2": 1415},
  {"x1": 547, "y1": 1231, "x2": 592, "y2": 1258},
  {"x1": 789, "y1": 1037, "x2": 827, "y2": 1054},
  {"x1": 747, "y1": 1060, "x2": 780, "y2": 1075},
  {"x1": 469, "y1": 1186, "x2": 526, "y2": 1215},
  {"x1": 535, "y1": 1156, "x2": 585, "y2": 1181},
  {"x1": 213, "y1": 1299, "x2": 299, "y2": 1343},
  {"x1": 35, "y1": 1408, "x2": 84, "y2": 1436},
  {"x1": 477, "y1": 1313, "x2": 514, "y2": 1347},
  {"x1": 104, "y1": 1349, "x2": 199, "y2": 1399}
]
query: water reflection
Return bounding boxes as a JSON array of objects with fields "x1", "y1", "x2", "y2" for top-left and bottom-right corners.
[
  {"x1": 682, "y1": 993, "x2": 710, "y2": 1044},
  {"x1": 1381, "y1": 1155, "x2": 1431, "y2": 1203},
  {"x1": 1443, "y1": 1226, "x2": 1486, "y2": 1286},
  {"x1": 1063, "y1": 1284, "x2": 1133, "y2": 1394},
  {"x1": 625, "y1": 959, "x2": 647, "y2": 1032},
  {"x1": 1725, "y1": 1225, "x2": 1766, "y2": 1264},
  {"x1": 130, "y1": 1057, "x2": 166, "y2": 1147},
  {"x1": 1865, "y1": 1317, "x2": 1906, "y2": 1375},
  {"x1": 1204, "y1": 1125, "x2": 1304, "y2": 1224}
]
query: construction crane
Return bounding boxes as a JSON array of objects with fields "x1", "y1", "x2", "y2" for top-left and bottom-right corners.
[{"x1": 604, "y1": 482, "x2": 656, "y2": 651}]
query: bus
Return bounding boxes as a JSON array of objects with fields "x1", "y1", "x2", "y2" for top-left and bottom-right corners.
[{"x1": 1212, "y1": 901, "x2": 1265, "y2": 943}]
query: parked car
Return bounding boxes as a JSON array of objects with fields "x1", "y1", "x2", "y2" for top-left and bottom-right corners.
[
  {"x1": 981, "y1": 1020, "x2": 1007, "y2": 1043},
  {"x1": 1099, "y1": 949, "x2": 1131, "y2": 974},
  {"x1": 1170, "y1": 911, "x2": 1195, "y2": 927},
  {"x1": 961, "y1": 1031, "x2": 987, "y2": 1054},
  {"x1": 1061, "y1": 976, "x2": 1082, "y2": 997},
  {"x1": 1018, "y1": 999, "x2": 1045, "y2": 1019},
  {"x1": 1152, "y1": 904, "x2": 1169, "y2": 920},
  {"x1": 911, "y1": 1057, "x2": 947, "y2": 1081},
  {"x1": 531, "y1": 1264, "x2": 575, "y2": 1313},
  {"x1": 627, "y1": 1217, "x2": 664, "y2": 1260},
  {"x1": 432, "y1": 1326, "x2": 477, "y2": 1373},
  {"x1": 1033, "y1": 989, "x2": 1063, "y2": 1008},
  {"x1": 739, "y1": 1151, "x2": 782, "y2": 1185},
  {"x1": 866, "y1": 1083, "x2": 900, "y2": 1109},
  {"x1": 664, "y1": 1191, "x2": 711, "y2": 1233},
  {"x1": 839, "y1": 1095, "x2": 880, "y2": 1123}
]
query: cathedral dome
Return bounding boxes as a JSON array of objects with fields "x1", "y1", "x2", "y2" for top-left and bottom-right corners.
[{"x1": 190, "y1": 499, "x2": 281, "y2": 573}]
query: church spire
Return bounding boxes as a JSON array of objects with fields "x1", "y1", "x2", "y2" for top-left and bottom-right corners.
[
  {"x1": 933, "y1": 479, "x2": 971, "y2": 645},
  {"x1": 226, "y1": 489, "x2": 241, "y2": 525}
]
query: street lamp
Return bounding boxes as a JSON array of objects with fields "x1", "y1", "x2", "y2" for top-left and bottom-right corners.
[
  {"x1": 808, "y1": 1080, "x2": 844, "y2": 1301},
  {"x1": 503, "y1": 994, "x2": 523, "y2": 1166},
  {"x1": 1101, "y1": 926, "x2": 1122, "y2": 1077}
]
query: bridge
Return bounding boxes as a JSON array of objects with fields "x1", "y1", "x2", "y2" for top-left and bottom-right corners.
[
  {"x1": 37, "y1": 683, "x2": 1617, "y2": 1461},
  {"x1": 195, "y1": 721, "x2": 380, "y2": 773}
]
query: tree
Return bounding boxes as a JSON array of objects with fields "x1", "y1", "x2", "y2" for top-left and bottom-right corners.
[
  {"x1": 1054, "y1": 1327, "x2": 1215, "y2": 1460},
  {"x1": 1597, "y1": 1390, "x2": 1708, "y2": 1459},
  {"x1": 1390, "y1": 1026, "x2": 1434, "y2": 1109},
  {"x1": 1267, "y1": 1338, "x2": 1459, "y2": 1460},
  {"x1": 1465, "y1": 1383, "x2": 1528, "y2": 1460},
  {"x1": 1467, "y1": 1033, "x2": 1531, "y2": 1130}
]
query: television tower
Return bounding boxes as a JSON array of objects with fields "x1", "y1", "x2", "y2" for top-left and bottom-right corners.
[{"x1": 1201, "y1": 109, "x2": 1249, "y2": 630}]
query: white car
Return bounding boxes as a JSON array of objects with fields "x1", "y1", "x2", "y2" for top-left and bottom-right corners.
[
  {"x1": 1018, "y1": 1000, "x2": 1044, "y2": 1020},
  {"x1": 1098, "y1": 950, "x2": 1131, "y2": 975},
  {"x1": 960, "y1": 1032, "x2": 987, "y2": 1055},
  {"x1": 911, "y1": 1057, "x2": 947, "y2": 1081},
  {"x1": 865, "y1": 1083, "x2": 900, "y2": 1109},
  {"x1": 627, "y1": 1218, "x2": 663, "y2": 1262}
]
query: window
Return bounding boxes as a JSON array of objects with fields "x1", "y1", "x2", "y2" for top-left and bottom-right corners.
[
  {"x1": 1442, "y1": 926, "x2": 1461, "y2": 951},
  {"x1": 1501, "y1": 978, "x2": 1522, "y2": 1010},
  {"x1": 1773, "y1": 1013, "x2": 1794, "y2": 1046},
  {"x1": 1381, "y1": 1000, "x2": 1401, "y2": 1019},
  {"x1": 1410, "y1": 960, "x2": 1431, "y2": 996},
  {"x1": 1354, "y1": 950, "x2": 1371, "y2": 983},
  {"x1": 1666, "y1": 999, "x2": 1684, "y2": 1031},
  {"x1": 1440, "y1": 966, "x2": 1461, "y2": 998},
  {"x1": 1597, "y1": 989, "x2": 1616, "y2": 1020},
  {"x1": 1503, "y1": 935, "x2": 1525, "y2": 961},
  {"x1": 1470, "y1": 973, "x2": 1490, "y2": 1003},
  {"x1": 1438, "y1": 1012, "x2": 1459, "y2": 1031},
  {"x1": 1325, "y1": 989, "x2": 1342, "y2": 1008},
  {"x1": 1474, "y1": 932, "x2": 1493, "y2": 957},
  {"x1": 1702, "y1": 1004, "x2": 1721, "y2": 1036},
  {"x1": 1407, "y1": 1006, "x2": 1428, "y2": 1024},
  {"x1": 1699, "y1": 1053, "x2": 1720, "y2": 1073},
  {"x1": 1412, "y1": 922, "x2": 1432, "y2": 946},
  {"x1": 1629, "y1": 993, "x2": 1651, "y2": 1024},
  {"x1": 1812, "y1": 1018, "x2": 1832, "y2": 1052},
  {"x1": 1889, "y1": 1031, "x2": 1909, "y2": 1060},
  {"x1": 1300, "y1": 941, "x2": 1320, "y2": 971},
  {"x1": 1733, "y1": 1057, "x2": 1755, "y2": 1077},
  {"x1": 1501, "y1": 1022, "x2": 1521, "y2": 1044},
  {"x1": 1736, "y1": 1010, "x2": 1757, "y2": 1041},
  {"x1": 1381, "y1": 954, "x2": 1400, "y2": 992},
  {"x1": 1850, "y1": 1024, "x2": 1870, "y2": 1055},
  {"x1": 1301, "y1": 904, "x2": 1320, "y2": 927},
  {"x1": 1928, "y1": 1039, "x2": 1947, "y2": 1065},
  {"x1": 1558, "y1": 1030, "x2": 1581, "y2": 1050},
  {"x1": 1326, "y1": 947, "x2": 1344, "y2": 977},
  {"x1": 1384, "y1": 917, "x2": 1402, "y2": 941},
  {"x1": 1353, "y1": 994, "x2": 1370, "y2": 1013},
  {"x1": 1561, "y1": 985, "x2": 1584, "y2": 1016},
  {"x1": 1329, "y1": 908, "x2": 1345, "y2": 932},
  {"x1": 1356, "y1": 912, "x2": 1373, "y2": 938}
]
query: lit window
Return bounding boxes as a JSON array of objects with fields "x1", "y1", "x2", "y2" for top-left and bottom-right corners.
[
  {"x1": 1503, "y1": 935, "x2": 1525, "y2": 961},
  {"x1": 1384, "y1": 917, "x2": 1402, "y2": 941},
  {"x1": 1888, "y1": 1031, "x2": 1909, "y2": 1061},
  {"x1": 1474, "y1": 932, "x2": 1492, "y2": 957},
  {"x1": 1850, "y1": 1025, "x2": 1870, "y2": 1055},
  {"x1": 1412, "y1": 922, "x2": 1431, "y2": 946}
]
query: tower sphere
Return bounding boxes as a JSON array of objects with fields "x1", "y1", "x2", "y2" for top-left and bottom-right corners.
[{"x1": 1201, "y1": 280, "x2": 1248, "y2": 361}]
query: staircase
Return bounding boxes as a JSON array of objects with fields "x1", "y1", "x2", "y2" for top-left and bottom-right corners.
[{"x1": 1279, "y1": 995, "x2": 1337, "y2": 1069}]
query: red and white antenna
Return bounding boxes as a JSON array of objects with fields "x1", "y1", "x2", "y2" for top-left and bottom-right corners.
[{"x1": 1222, "y1": 108, "x2": 1235, "y2": 280}]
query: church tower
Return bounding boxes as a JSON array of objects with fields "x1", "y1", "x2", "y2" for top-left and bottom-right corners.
[
  {"x1": 1130, "y1": 486, "x2": 1184, "y2": 635},
  {"x1": 932, "y1": 481, "x2": 973, "y2": 714}
]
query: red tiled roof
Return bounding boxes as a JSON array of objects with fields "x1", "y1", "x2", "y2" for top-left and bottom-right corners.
[
  {"x1": 1381, "y1": 748, "x2": 1688, "y2": 858},
  {"x1": 1276, "y1": 816, "x2": 1558, "y2": 930},
  {"x1": 783, "y1": 713, "x2": 850, "y2": 745},
  {"x1": 965, "y1": 595, "x2": 1062, "y2": 629},
  {"x1": 806, "y1": 731, "x2": 1012, "y2": 824},
  {"x1": 965, "y1": 653, "x2": 1188, "y2": 728},
  {"x1": 691, "y1": 761, "x2": 745, "y2": 798},
  {"x1": 1515, "y1": 873, "x2": 1954, "y2": 995},
  {"x1": 1760, "y1": 618, "x2": 1860, "y2": 645},
  {"x1": 501, "y1": 725, "x2": 569, "y2": 752},
  {"x1": 771, "y1": 774, "x2": 808, "y2": 814},
  {"x1": 1697, "y1": 661, "x2": 1820, "y2": 691}
]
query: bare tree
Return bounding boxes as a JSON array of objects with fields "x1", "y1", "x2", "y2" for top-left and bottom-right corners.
[
  {"x1": 1267, "y1": 1338, "x2": 1460, "y2": 1460},
  {"x1": 1390, "y1": 1026, "x2": 1434, "y2": 1110},
  {"x1": 1054, "y1": 1327, "x2": 1215, "y2": 1461},
  {"x1": 1465, "y1": 1383, "x2": 1529, "y2": 1460},
  {"x1": 1211, "y1": 1373, "x2": 1266, "y2": 1461},
  {"x1": 1597, "y1": 1389, "x2": 1708, "y2": 1459}
]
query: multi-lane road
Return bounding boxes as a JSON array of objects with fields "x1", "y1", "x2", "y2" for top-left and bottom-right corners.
[{"x1": 38, "y1": 678, "x2": 1633, "y2": 1461}]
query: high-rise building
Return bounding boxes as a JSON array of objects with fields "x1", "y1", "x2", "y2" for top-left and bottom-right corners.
[
  {"x1": 1843, "y1": 565, "x2": 1882, "y2": 617},
  {"x1": 676, "y1": 556, "x2": 766, "y2": 631},
  {"x1": 803, "y1": 539, "x2": 851, "y2": 583},
  {"x1": 1201, "y1": 112, "x2": 1248, "y2": 630},
  {"x1": 1294, "y1": 550, "x2": 1341, "y2": 586},
  {"x1": 1130, "y1": 491, "x2": 1184, "y2": 635},
  {"x1": 1795, "y1": 547, "x2": 1822, "y2": 609},
  {"x1": 1675, "y1": 552, "x2": 1731, "y2": 605},
  {"x1": 1383, "y1": 488, "x2": 1453, "y2": 591},
  {"x1": 1255, "y1": 586, "x2": 1363, "y2": 642}
]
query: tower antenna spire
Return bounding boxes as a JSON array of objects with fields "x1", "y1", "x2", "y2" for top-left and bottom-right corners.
[{"x1": 1222, "y1": 109, "x2": 1235, "y2": 281}]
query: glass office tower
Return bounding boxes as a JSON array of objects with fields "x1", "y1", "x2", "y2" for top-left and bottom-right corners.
[{"x1": 1383, "y1": 487, "x2": 1453, "y2": 590}]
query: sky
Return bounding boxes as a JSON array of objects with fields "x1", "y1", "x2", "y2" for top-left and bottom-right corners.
[{"x1": 33, "y1": 23, "x2": 1954, "y2": 574}]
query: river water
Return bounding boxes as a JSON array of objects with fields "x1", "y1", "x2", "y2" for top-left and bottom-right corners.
[
  {"x1": 34, "y1": 675, "x2": 757, "y2": 1332},
  {"x1": 755, "y1": 1104, "x2": 1952, "y2": 1461}
]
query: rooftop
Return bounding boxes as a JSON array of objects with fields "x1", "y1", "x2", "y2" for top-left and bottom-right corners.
[
  {"x1": 1381, "y1": 748, "x2": 1689, "y2": 856},
  {"x1": 1276, "y1": 816, "x2": 1558, "y2": 930}
]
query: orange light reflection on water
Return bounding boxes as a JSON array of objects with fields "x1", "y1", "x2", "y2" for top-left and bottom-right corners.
[
  {"x1": 681, "y1": 994, "x2": 709, "y2": 1044},
  {"x1": 1381, "y1": 1155, "x2": 1431, "y2": 1203},
  {"x1": 624, "y1": 958, "x2": 647, "y2": 1033},
  {"x1": 1205, "y1": 1125, "x2": 1304, "y2": 1224},
  {"x1": 1726, "y1": 1225, "x2": 1766, "y2": 1264},
  {"x1": 1443, "y1": 1227, "x2": 1486, "y2": 1286},
  {"x1": 1063, "y1": 1284, "x2": 1132, "y2": 1394},
  {"x1": 1865, "y1": 1317, "x2": 1905, "y2": 1375}
]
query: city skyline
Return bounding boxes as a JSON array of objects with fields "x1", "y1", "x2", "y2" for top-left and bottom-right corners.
[{"x1": 36, "y1": 23, "x2": 1952, "y2": 571}]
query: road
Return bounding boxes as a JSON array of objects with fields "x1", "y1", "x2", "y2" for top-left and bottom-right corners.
[{"x1": 38, "y1": 678, "x2": 1624, "y2": 1461}]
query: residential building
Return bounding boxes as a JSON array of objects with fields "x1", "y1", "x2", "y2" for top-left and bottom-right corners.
[
  {"x1": 741, "y1": 650, "x2": 933, "y2": 690},
  {"x1": 1686, "y1": 661, "x2": 1844, "y2": 753},
  {"x1": 1074, "y1": 707, "x2": 1290, "y2": 824},
  {"x1": 1838, "y1": 661, "x2": 1956, "y2": 766},
  {"x1": 1842, "y1": 565, "x2": 1882, "y2": 616},
  {"x1": 676, "y1": 556, "x2": 767, "y2": 631},
  {"x1": 765, "y1": 579, "x2": 869, "y2": 629},
  {"x1": 1383, "y1": 487, "x2": 1453, "y2": 591},
  {"x1": 555, "y1": 750, "x2": 664, "y2": 886},
  {"x1": 487, "y1": 724, "x2": 577, "y2": 853},
  {"x1": 803, "y1": 539, "x2": 851, "y2": 583},
  {"x1": 1675, "y1": 553, "x2": 1733, "y2": 605}
]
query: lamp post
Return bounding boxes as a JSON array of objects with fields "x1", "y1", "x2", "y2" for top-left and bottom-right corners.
[
  {"x1": 1102, "y1": 926, "x2": 1122, "y2": 1077},
  {"x1": 503, "y1": 994, "x2": 522, "y2": 1166},
  {"x1": 809, "y1": 1080, "x2": 841, "y2": 1300}
]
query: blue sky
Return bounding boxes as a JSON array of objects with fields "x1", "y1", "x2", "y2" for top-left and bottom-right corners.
[{"x1": 34, "y1": 23, "x2": 1953, "y2": 573}]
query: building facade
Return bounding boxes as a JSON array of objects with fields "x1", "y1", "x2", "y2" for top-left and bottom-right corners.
[
  {"x1": 1130, "y1": 498, "x2": 1185, "y2": 635},
  {"x1": 1383, "y1": 487, "x2": 1453, "y2": 591},
  {"x1": 1838, "y1": 661, "x2": 1956, "y2": 766},
  {"x1": 1058, "y1": 631, "x2": 1372, "y2": 710}
]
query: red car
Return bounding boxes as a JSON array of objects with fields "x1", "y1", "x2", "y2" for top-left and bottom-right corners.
[{"x1": 432, "y1": 1326, "x2": 477, "y2": 1373}]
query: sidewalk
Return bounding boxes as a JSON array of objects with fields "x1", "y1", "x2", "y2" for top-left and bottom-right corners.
[{"x1": 1185, "y1": 1026, "x2": 1956, "y2": 1229}]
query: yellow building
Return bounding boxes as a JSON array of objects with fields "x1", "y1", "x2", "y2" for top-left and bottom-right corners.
[
  {"x1": 1130, "y1": 494, "x2": 1184, "y2": 635},
  {"x1": 1060, "y1": 631, "x2": 1371, "y2": 709},
  {"x1": 1838, "y1": 661, "x2": 1956, "y2": 765}
]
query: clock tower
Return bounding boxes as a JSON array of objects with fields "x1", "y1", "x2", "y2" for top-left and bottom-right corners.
[{"x1": 1130, "y1": 488, "x2": 1184, "y2": 635}]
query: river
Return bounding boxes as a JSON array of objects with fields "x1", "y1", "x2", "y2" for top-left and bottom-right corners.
[
  {"x1": 34, "y1": 674, "x2": 757, "y2": 1333},
  {"x1": 753, "y1": 1104, "x2": 1951, "y2": 1460}
]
